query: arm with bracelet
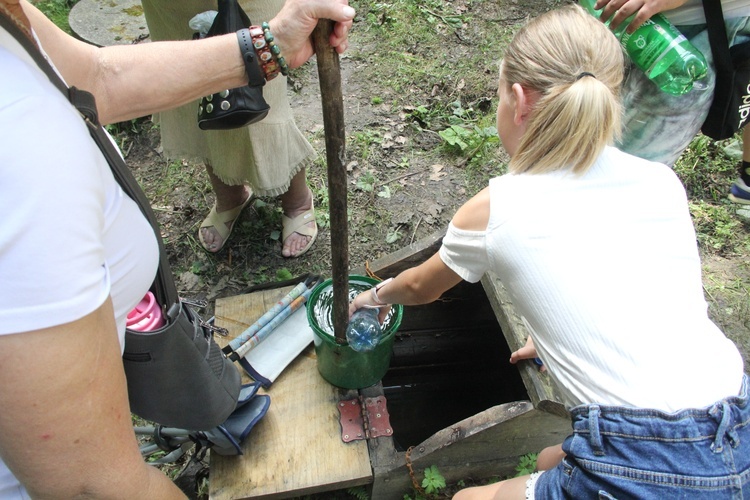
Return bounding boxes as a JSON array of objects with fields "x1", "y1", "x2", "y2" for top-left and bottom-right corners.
[
  {"x1": 20, "y1": 0, "x2": 354, "y2": 125},
  {"x1": 0, "y1": 0, "x2": 353, "y2": 495},
  {"x1": 349, "y1": 188, "x2": 490, "y2": 323},
  {"x1": 349, "y1": 253, "x2": 464, "y2": 324}
]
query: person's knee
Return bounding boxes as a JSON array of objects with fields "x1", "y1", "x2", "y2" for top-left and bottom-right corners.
[{"x1": 536, "y1": 443, "x2": 565, "y2": 471}]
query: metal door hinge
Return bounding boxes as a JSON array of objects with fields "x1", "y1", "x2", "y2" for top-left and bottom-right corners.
[{"x1": 338, "y1": 395, "x2": 393, "y2": 443}]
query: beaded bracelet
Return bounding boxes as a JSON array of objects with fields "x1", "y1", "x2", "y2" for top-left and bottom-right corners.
[
  {"x1": 261, "y1": 21, "x2": 289, "y2": 76},
  {"x1": 248, "y1": 25, "x2": 280, "y2": 81}
]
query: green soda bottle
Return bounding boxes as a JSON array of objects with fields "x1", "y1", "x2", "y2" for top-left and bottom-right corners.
[{"x1": 579, "y1": 0, "x2": 707, "y2": 95}]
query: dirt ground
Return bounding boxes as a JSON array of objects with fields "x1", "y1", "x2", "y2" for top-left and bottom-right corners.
[{"x1": 126, "y1": 53, "x2": 750, "y2": 363}]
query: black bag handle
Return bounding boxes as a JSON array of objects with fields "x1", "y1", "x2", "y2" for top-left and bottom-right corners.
[
  {"x1": 703, "y1": 0, "x2": 733, "y2": 73},
  {"x1": 0, "y1": 13, "x2": 178, "y2": 313}
]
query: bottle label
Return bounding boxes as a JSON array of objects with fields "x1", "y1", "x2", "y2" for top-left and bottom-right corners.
[{"x1": 621, "y1": 17, "x2": 686, "y2": 74}]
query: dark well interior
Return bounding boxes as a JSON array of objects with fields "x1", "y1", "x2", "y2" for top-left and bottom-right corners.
[{"x1": 381, "y1": 280, "x2": 528, "y2": 450}]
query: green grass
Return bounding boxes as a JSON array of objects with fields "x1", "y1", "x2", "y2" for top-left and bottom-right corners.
[
  {"x1": 35, "y1": 0, "x2": 79, "y2": 35},
  {"x1": 673, "y1": 133, "x2": 750, "y2": 256},
  {"x1": 673, "y1": 134, "x2": 739, "y2": 202},
  {"x1": 349, "y1": 0, "x2": 511, "y2": 125}
]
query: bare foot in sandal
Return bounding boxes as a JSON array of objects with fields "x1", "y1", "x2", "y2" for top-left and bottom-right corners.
[
  {"x1": 281, "y1": 183, "x2": 317, "y2": 258},
  {"x1": 199, "y1": 185, "x2": 253, "y2": 253}
]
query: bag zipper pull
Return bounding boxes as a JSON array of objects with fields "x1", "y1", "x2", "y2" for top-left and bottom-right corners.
[
  {"x1": 182, "y1": 298, "x2": 208, "y2": 309},
  {"x1": 201, "y1": 318, "x2": 229, "y2": 337}
]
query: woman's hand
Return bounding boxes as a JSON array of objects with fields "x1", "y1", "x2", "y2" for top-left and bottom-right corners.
[
  {"x1": 349, "y1": 290, "x2": 391, "y2": 324},
  {"x1": 594, "y1": 0, "x2": 688, "y2": 33},
  {"x1": 1, "y1": 0, "x2": 32, "y2": 32},
  {"x1": 269, "y1": 0, "x2": 355, "y2": 69},
  {"x1": 509, "y1": 336, "x2": 545, "y2": 372}
]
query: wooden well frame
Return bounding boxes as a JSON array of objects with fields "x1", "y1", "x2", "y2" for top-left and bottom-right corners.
[{"x1": 210, "y1": 231, "x2": 570, "y2": 499}]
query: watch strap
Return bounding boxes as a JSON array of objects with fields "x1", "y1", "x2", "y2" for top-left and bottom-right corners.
[{"x1": 236, "y1": 28, "x2": 266, "y2": 87}]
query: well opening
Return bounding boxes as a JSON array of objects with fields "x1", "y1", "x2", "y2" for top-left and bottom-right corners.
[{"x1": 381, "y1": 280, "x2": 528, "y2": 449}]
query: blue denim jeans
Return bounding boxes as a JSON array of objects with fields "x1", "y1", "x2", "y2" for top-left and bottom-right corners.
[
  {"x1": 618, "y1": 17, "x2": 750, "y2": 166},
  {"x1": 535, "y1": 375, "x2": 750, "y2": 499}
]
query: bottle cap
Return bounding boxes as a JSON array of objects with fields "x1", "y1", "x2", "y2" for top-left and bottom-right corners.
[{"x1": 127, "y1": 291, "x2": 165, "y2": 331}]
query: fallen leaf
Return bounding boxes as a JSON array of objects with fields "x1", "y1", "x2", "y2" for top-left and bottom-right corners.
[
  {"x1": 426, "y1": 203, "x2": 443, "y2": 217},
  {"x1": 429, "y1": 164, "x2": 447, "y2": 181}
]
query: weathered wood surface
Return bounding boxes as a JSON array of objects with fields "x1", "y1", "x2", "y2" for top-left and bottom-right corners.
[
  {"x1": 357, "y1": 231, "x2": 571, "y2": 498},
  {"x1": 352, "y1": 230, "x2": 444, "y2": 278},
  {"x1": 481, "y1": 272, "x2": 569, "y2": 419},
  {"x1": 382, "y1": 279, "x2": 528, "y2": 448},
  {"x1": 209, "y1": 231, "x2": 573, "y2": 498},
  {"x1": 313, "y1": 20, "x2": 349, "y2": 342},
  {"x1": 370, "y1": 402, "x2": 570, "y2": 499},
  {"x1": 210, "y1": 290, "x2": 371, "y2": 499}
]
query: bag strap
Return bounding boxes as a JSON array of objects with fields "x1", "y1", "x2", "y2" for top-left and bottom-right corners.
[
  {"x1": 703, "y1": 0, "x2": 733, "y2": 72},
  {"x1": 0, "y1": 13, "x2": 179, "y2": 312}
]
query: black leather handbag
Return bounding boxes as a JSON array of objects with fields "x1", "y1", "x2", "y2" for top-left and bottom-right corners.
[
  {"x1": 197, "y1": 0, "x2": 270, "y2": 130},
  {"x1": 700, "y1": 0, "x2": 750, "y2": 140}
]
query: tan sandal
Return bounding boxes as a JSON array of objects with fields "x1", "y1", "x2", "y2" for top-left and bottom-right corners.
[
  {"x1": 281, "y1": 200, "x2": 318, "y2": 258},
  {"x1": 198, "y1": 193, "x2": 253, "y2": 253}
]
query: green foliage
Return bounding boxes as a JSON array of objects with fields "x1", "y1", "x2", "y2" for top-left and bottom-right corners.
[
  {"x1": 309, "y1": 175, "x2": 331, "y2": 229},
  {"x1": 439, "y1": 124, "x2": 498, "y2": 153},
  {"x1": 408, "y1": 105, "x2": 436, "y2": 128},
  {"x1": 378, "y1": 185, "x2": 392, "y2": 199},
  {"x1": 689, "y1": 201, "x2": 746, "y2": 254},
  {"x1": 674, "y1": 134, "x2": 737, "y2": 202},
  {"x1": 105, "y1": 118, "x2": 150, "y2": 136},
  {"x1": 514, "y1": 453, "x2": 538, "y2": 477},
  {"x1": 386, "y1": 228, "x2": 402, "y2": 244},
  {"x1": 250, "y1": 265, "x2": 272, "y2": 285},
  {"x1": 190, "y1": 260, "x2": 209, "y2": 275},
  {"x1": 422, "y1": 465, "x2": 447, "y2": 495},
  {"x1": 446, "y1": 100, "x2": 477, "y2": 124},
  {"x1": 35, "y1": 0, "x2": 79, "y2": 34},
  {"x1": 346, "y1": 486, "x2": 370, "y2": 500},
  {"x1": 356, "y1": 171, "x2": 378, "y2": 192},
  {"x1": 197, "y1": 476, "x2": 210, "y2": 498},
  {"x1": 350, "y1": 0, "x2": 507, "y2": 111},
  {"x1": 350, "y1": 129, "x2": 383, "y2": 162},
  {"x1": 276, "y1": 268, "x2": 293, "y2": 281}
]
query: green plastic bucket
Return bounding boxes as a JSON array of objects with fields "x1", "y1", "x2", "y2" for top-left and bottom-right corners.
[{"x1": 307, "y1": 275, "x2": 403, "y2": 389}]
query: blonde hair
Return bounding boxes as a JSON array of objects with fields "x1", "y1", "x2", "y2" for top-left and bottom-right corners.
[{"x1": 502, "y1": 4, "x2": 624, "y2": 175}]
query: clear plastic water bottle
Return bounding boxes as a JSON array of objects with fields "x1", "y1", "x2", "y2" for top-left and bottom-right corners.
[
  {"x1": 579, "y1": 0, "x2": 707, "y2": 95},
  {"x1": 346, "y1": 308, "x2": 382, "y2": 352}
]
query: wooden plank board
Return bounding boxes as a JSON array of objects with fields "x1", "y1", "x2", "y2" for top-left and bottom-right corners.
[
  {"x1": 371, "y1": 403, "x2": 570, "y2": 499},
  {"x1": 480, "y1": 272, "x2": 569, "y2": 419},
  {"x1": 351, "y1": 230, "x2": 443, "y2": 279},
  {"x1": 209, "y1": 289, "x2": 372, "y2": 499}
]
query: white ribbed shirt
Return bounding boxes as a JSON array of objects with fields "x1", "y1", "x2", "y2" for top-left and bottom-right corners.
[{"x1": 440, "y1": 147, "x2": 744, "y2": 412}]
